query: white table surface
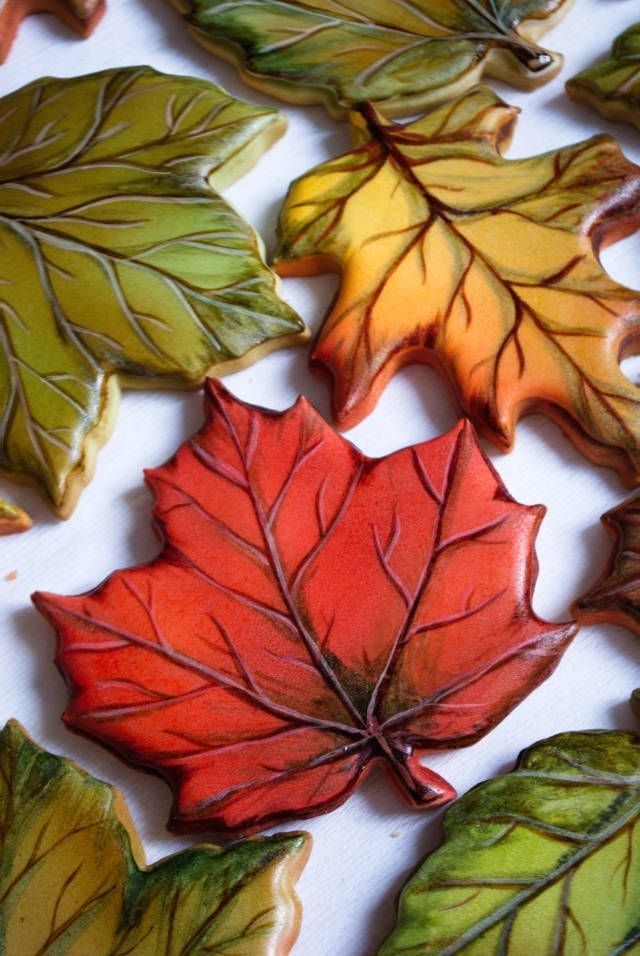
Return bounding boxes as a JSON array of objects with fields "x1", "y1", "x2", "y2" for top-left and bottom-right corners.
[{"x1": 2, "y1": 1, "x2": 640, "y2": 952}]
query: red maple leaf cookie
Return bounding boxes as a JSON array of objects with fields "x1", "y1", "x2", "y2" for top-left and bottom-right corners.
[{"x1": 35, "y1": 381, "x2": 575, "y2": 836}]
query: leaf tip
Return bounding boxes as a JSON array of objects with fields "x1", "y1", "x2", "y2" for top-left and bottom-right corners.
[
  {"x1": 31, "y1": 589, "x2": 57, "y2": 619},
  {"x1": 203, "y1": 377, "x2": 242, "y2": 419},
  {"x1": 1, "y1": 718, "x2": 28, "y2": 747}
]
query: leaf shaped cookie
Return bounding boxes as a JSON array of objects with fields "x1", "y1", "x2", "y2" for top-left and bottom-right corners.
[
  {"x1": 0, "y1": 721, "x2": 310, "y2": 956},
  {"x1": 380, "y1": 722, "x2": 640, "y2": 955},
  {"x1": 0, "y1": 67, "x2": 306, "y2": 517},
  {"x1": 567, "y1": 24, "x2": 640, "y2": 133},
  {"x1": 172, "y1": 0, "x2": 571, "y2": 120},
  {"x1": 0, "y1": 0, "x2": 104, "y2": 63},
  {"x1": 34, "y1": 380, "x2": 574, "y2": 837},
  {"x1": 275, "y1": 86, "x2": 640, "y2": 485},
  {"x1": 0, "y1": 497, "x2": 30, "y2": 533},
  {"x1": 575, "y1": 494, "x2": 640, "y2": 635}
]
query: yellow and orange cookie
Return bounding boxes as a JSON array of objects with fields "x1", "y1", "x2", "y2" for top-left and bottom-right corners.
[{"x1": 275, "y1": 86, "x2": 640, "y2": 485}]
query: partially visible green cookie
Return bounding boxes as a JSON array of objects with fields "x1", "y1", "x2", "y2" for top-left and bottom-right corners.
[
  {"x1": 0, "y1": 67, "x2": 307, "y2": 518},
  {"x1": 171, "y1": 0, "x2": 573, "y2": 120},
  {"x1": 0, "y1": 720, "x2": 310, "y2": 955},
  {"x1": 567, "y1": 24, "x2": 640, "y2": 131},
  {"x1": 381, "y1": 698, "x2": 640, "y2": 955}
]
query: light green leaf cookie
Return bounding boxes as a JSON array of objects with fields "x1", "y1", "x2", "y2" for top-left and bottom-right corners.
[
  {"x1": 0, "y1": 67, "x2": 306, "y2": 516},
  {"x1": 381, "y1": 722, "x2": 640, "y2": 954}
]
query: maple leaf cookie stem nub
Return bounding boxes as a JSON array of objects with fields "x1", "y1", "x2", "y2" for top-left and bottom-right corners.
[{"x1": 395, "y1": 748, "x2": 457, "y2": 807}]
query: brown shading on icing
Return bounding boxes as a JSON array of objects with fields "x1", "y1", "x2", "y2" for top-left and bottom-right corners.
[
  {"x1": 575, "y1": 495, "x2": 640, "y2": 635},
  {"x1": 275, "y1": 86, "x2": 640, "y2": 485}
]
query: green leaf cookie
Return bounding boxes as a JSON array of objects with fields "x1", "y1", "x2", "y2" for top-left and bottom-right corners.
[
  {"x1": 0, "y1": 720, "x2": 310, "y2": 954},
  {"x1": 171, "y1": 0, "x2": 573, "y2": 120},
  {"x1": 0, "y1": 67, "x2": 306, "y2": 516},
  {"x1": 381, "y1": 724, "x2": 640, "y2": 954},
  {"x1": 567, "y1": 24, "x2": 640, "y2": 133}
]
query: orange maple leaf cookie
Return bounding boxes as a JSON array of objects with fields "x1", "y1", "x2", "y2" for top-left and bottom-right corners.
[
  {"x1": 0, "y1": 0, "x2": 104, "y2": 62},
  {"x1": 275, "y1": 86, "x2": 640, "y2": 485}
]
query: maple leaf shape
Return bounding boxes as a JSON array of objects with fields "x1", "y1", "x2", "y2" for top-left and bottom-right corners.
[
  {"x1": 275, "y1": 86, "x2": 640, "y2": 485},
  {"x1": 380, "y1": 722, "x2": 640, "y2": 955},
  {"x1": 0, "y1": 0, "x2": 104, "y2": 63},
  {"x1": 173, "y1": 0, "x2": 571, "y2": 120},
  {"x1": 0, "y1": 67, "x2": 306, "y2": 517},
  {"x1": 34, "y1": 380, "x2": 574, "y2": 837},
  {"x1": 0, "y1": 496, "x2": 30, "y2": 534},
  {"x1": 567, "y1": 24, "x2": 640, "y2": 134},
  {"x1": 575, "y1": 494, "x2": 640, "y2": 635},
  {"x1": 0, "y1": 720, "x2": 309, "y2": 955}
]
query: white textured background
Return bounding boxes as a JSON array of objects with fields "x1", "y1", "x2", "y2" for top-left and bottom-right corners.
[{"x1": 2, "y1": 1, "x2": 640, "y2": 952}]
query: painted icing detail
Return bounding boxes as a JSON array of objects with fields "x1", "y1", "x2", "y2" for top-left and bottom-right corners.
[
  {"x1": 0, "y1": 720, "x2": 310, "y2": 955},
  {"x1": 381, "y1": 716, "x2": 640, "y2": 954},
  {"x1": 174, "y1": 0, "x2": 572, "y2": 119},
  {"x1": 275, "y1": 86, "x2": 640, "y2": 484},
  {"x1": 0, "y1": 67, "x2": 306, "y2": 517},
  {"x1": 567, "y1": 24, "x2": 640, "y2": 134},
  {"x1": 35, "y1": 380, "x2": 574, "y2": 837}
]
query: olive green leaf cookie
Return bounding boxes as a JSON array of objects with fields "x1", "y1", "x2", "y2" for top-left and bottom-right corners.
[
  {"x1": 170, "y1": 0, "x2": 573, "y2": 121},
  {"x1": 0, "y1": 720, "x2": 310, "y2": 955},
  {"x1": 0, "y1": 497, "x2": 30, "y2": 533},
  {"x1": 567, "y1": 24, "x2": 640, "y2": 132},
  {"x1": 381, "y1": 711, "x2": 640, "y2": 954},
  {"x1": 0, "y1": 67, "x2": 306, "y2": 517}
]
